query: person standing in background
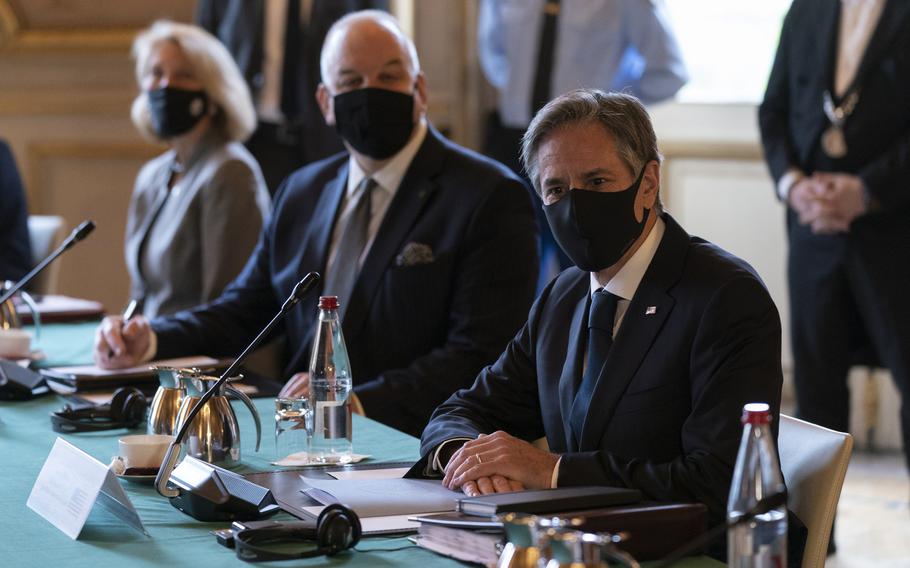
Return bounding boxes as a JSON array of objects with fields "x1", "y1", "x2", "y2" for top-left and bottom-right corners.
[
  {"x1": 127, "y1": 21, "x2": 271, "y2": 318},
  {"x1": 760, "y1": 0, "x2": 910, "y2": 490},
  {"x1": 478, "y1": 0, "x2": 687, "y2": 288},
  {"x1": 0, "y1": 139, "x2": 32, "y2": 283},
  {"x1": 196, "y1": 0, "x2": 389, "y2": 195}
]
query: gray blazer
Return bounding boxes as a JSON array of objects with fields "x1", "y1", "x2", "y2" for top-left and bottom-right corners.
[{"x1": 125, "y1": 135, "x2": 270, "y2": 318}]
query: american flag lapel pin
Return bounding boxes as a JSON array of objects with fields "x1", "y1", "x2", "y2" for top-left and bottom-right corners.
[{"x1": 645, "y1": 306, "x2": 657, "y2": 315}]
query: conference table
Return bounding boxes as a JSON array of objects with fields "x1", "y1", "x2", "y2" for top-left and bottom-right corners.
[{"x1": 0, "y1": 321, "x2": 721, "y2": 567}]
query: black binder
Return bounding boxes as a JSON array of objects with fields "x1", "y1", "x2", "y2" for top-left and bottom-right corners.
[{"x1": 456, "y1": 486, "x2": 641, "y2": 516}]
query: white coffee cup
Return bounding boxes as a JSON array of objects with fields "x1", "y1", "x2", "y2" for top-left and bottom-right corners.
[
  {"x1": 117, "y1": 434, "x2": 174, "y2": 470},
  {"x1": 0, "y1": 328, "x2": 31, "y2": 358}
]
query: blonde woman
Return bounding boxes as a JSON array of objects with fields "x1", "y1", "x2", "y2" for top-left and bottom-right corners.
[{"x1": 125, "y1": 20, "x2": 270, "y2": 318}]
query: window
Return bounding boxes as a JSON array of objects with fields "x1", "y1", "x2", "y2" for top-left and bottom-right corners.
[{"x1": 665, "y1": 0, "x2": 792, "y2": 103}]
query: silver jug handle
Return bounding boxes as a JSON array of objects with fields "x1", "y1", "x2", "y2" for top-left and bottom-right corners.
[
  {"x1": 17, "y1": 289, "x2": 41, "y2": 341},
  {"x1": 226, "y1": 386, "x2": 261, "y2": 452}
]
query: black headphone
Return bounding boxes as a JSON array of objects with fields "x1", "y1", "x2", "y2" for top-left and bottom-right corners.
[
  {"x1": 233, "y1": 503, "x2": 362, "y2": 562},
  {"x1": 50, "y1": 387, "x2": 147, "y2": 433}
]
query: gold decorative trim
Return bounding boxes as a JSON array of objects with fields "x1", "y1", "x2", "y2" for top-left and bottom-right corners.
[
  {"x1": 0, "y1": 0, "x2": 18, "y2": 47},
  {"x1": 25, "y1": 141, "x2": 161, "y2": 211},
  {"x1": 660, "y1": 141, "x2": 763, "y2": 161},
  {"x1": 0, "y1": 0, "x2": 138, "y2": 53}
]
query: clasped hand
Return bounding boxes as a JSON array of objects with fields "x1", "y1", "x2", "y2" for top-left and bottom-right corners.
[
  {"x1": 442, "y1": 431, "x2": 559, "y2": 497},
  {"x1": 788, "y1": 172, "x2": 866, "y2": 235}
]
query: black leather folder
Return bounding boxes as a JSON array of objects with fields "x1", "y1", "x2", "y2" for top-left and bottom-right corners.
[{"x1": 456, "y1": 486, "x2": 642, "y2": 516}]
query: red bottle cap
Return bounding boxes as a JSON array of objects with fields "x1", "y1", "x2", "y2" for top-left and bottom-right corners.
[
  {"x1": 741, "y1": 402, "x2": 772, "y2": 425},
  {"x1": 319, "y1": 296, "x2": 339, "y2": 310}
]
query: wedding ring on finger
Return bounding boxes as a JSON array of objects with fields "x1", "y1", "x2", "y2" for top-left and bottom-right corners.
[{"x1": 476, "y1": 454, "x2": 483, "y2": 465}]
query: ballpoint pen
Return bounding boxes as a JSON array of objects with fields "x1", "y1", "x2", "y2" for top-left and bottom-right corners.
[{"x1": 108, "y1": 298, "x2": 141, "y2": 360}]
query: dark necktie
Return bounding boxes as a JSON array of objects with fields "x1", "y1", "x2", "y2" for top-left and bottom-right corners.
[
  {"x1": 530, "y1": 0, "x2": 561, "y2": 115},
  {"x1": 281, "y1": 0, "x2": 302, "y2": 121},
  {"x1": 322, "y1": 177, "x2": 377, "y2": 320},
  {"x1": 569, "y1": 289, "x2": 619, "y2": 446}
]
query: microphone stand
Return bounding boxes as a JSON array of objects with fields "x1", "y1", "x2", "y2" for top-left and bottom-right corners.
[
  {"x1": 156, "y1": 272, "x2": 320, "y2": 501},
  {"x1": 0, "y1": 220, "x2": 95, "y2": 304}
]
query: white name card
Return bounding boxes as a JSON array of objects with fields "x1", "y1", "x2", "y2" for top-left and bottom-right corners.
[{"x1": 27, "y1": 437, "x2": 147, "y2": 539}]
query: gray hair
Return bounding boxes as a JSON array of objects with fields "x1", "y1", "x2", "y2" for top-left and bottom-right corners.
[
  {"x1": 130, "y1": 20, "x2": 256, "y2": 142},
  {"x1": 319, "y1": 10, "x2": 421, "y2": 87},
  {"x1": 521, "y1": 90, "x2": 661, "y2": 195}
]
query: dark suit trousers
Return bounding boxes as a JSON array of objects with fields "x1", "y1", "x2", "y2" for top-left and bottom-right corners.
[{"x1": 788, "y1": 211, "x2": 910, "y2": 471}]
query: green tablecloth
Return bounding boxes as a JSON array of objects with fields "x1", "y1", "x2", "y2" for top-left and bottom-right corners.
[
  {"x1": 0, "y1": 323, "x2": 721, "y2": 567},
  {"x1": 28, "y1": 320, "x2": 98, "y2": 368}
]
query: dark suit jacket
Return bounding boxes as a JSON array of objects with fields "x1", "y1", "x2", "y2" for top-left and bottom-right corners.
[
  {"x1": 195, "y1": 0, "x2": 387, "y2": 163},
  {"x1": 0, "y1": 140, "x2": 31, "y2": 282},
  {"x1": 152, "y1": 127, "x2": 539, "y2": 436},
  {"x1": 759, "y1": 0, "x2": 910, "y2": 212},
  {"x1": 420, "y1": 215, "x2": 783, "y2": 527},
  {"x1": 758, "y1": 0, "x2": 910, "y2": 363}
]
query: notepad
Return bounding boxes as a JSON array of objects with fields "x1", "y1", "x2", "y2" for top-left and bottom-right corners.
[
  {"x1": 300, "y1": 477, "x2": 461, "y2": 517},
  {"x1": 40, "y1": 356, "x2": 225, "y2": 392}
]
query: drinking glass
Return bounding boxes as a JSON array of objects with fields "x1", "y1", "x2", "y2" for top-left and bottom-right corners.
[{"x1": 274, "y1": 397, "x2": 310, "y2": 461}]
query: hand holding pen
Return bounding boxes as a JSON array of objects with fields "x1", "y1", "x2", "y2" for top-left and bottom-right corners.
[
  {"x1": 93, "y1": 299, "x2": 152, "y2": 369},
  {"x1": 107, "y1": 298, "x2": 141, "y2": 359}
]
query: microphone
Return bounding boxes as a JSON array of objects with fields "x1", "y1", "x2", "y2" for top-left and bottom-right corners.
[
  {"x1": 0, "y1": 220, "x2": 96, "y2": 304},
  {"x1": 155, "y1": 272, "x2": 320, "y2": 521},
  {"x1": 650, "y1": 491, "x2": 787, "y2": 568}
]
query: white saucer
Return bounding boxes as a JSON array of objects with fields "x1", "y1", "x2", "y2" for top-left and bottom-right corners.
[{"x1": 115, "y1": 471, "x2": 158, "y2": 484}]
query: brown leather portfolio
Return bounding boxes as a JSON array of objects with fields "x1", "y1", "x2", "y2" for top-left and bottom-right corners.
[{"x1": 564, "y1": 502, "x2": 708, "y2": 561}]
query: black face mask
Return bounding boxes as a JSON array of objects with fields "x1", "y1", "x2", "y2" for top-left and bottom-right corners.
[
  {"x1": 543, "y1": 168, "x2": 650, "y2": 272},
  {"x1": 148, "y1": 86, "x2": 209, "y2": 138},
  {"x1": 333, "y1": 87, "x2": 415, "y2": 159}
]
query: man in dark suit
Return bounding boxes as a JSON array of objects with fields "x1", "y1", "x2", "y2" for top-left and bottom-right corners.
[
  {"x1": 94, "y1": 11, "x2": 539, "y2": 437},
  {"x1": 759, "y1": 0, "x2": 910, "y2": 476},
  {"x1": 420, "y1": 91, "x2": 784, "y2": 538},
  {"x1": 196, "y1": 0, "x2": 388, "y2": 194},
  {"x1": 0, "y1": 140, "x2": 32, "y2": 282}
]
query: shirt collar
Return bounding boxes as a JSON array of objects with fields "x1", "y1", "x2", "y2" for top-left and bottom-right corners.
[
  {"x1": 589, "y1": 216, "x2": 666, "y2": 300},
  {"x1": 347, "y1": 118, "x2": 428, "y2": 196}
]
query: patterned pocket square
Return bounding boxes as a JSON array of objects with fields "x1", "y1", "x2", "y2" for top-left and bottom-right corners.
[{"x1": 396, "y1": 242, "x2": 435, "y2": 266}]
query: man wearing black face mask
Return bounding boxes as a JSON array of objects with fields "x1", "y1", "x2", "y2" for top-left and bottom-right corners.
[
  {"x1": 94, "y1": 10, "x2": 539, "y2": 438},
  {"x1": 419, "y1": 90, "x2": 801, "y2": 562}
]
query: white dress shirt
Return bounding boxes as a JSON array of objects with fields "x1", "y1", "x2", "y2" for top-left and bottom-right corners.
[
  {"x1": 835, "y1": 0, "x2": 885, "y2": 97},
  {"x1": 548, "y1": 215, "x2": 665, "y2": 486},
  {"x1": 588, "y1": 216, "x2": 666, "y2": 335},
  {"x1": 323, "y1": 118, "x2": 428, "y2": 277},
  {"x1": 434, "y1": 216, "x2": 667, "y2": 489}
]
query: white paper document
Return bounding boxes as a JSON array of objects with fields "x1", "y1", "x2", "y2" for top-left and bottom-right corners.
[
  {"x1": 328, "y1": 467, "x2": 411, "y2": 480},
  {"x1": 27, "y1": 438, "x2": 146, "y2": 539},
  {"x1": 300, "y1": 476, "x2": 460, "y2": 517},
  {"x1": 300, "y1": 507, "x2": 419, "y2": 534}
]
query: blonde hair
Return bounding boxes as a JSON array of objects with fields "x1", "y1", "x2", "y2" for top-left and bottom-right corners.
[{"x1": 130, "y1": 20, "x2": 256, "y2": 142}]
